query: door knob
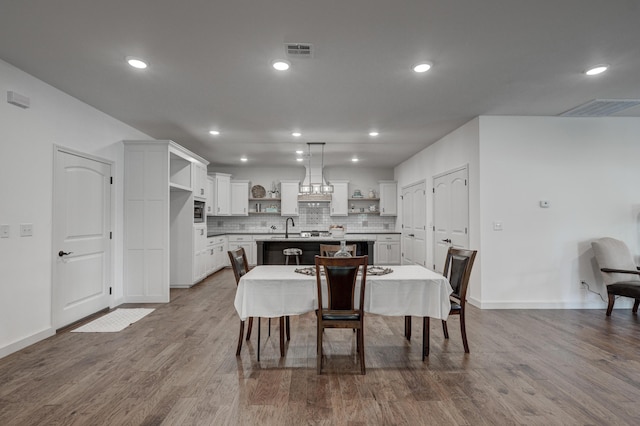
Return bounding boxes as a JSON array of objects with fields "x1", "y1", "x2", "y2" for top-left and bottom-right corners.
[
  {"x1": 442, "y1": 239, "x2": 452, "y2": 243},
  {"x1": 58, "y1": 251, "x2": 73, "y2": 257}
]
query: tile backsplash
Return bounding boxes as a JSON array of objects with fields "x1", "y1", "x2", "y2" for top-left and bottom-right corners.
[{"x1": 208, "y1": 204, "x2": 396, "y2": 234}]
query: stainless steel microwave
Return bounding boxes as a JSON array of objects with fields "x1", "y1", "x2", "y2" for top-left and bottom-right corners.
[{"x1": 194, "y1": 200, "x2": 205, "y2": 223}]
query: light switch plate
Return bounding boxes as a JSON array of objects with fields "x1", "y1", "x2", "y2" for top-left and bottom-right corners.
[
  {"x1": 0, "y1": 224, "x2": 9, "y2": 238},
  {"x1": 493, "y1": 221, "x2": 503, "y2": 231}
]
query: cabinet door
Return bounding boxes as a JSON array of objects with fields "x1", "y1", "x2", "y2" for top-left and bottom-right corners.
[
  {"x1": 213, "y1": 174, "x2": 231, "y2": 216},
  {"x1": 280, "y1": 181, "x2": 299, "y2": 216},
  {"x1": 330, "y1": 182, "x2": 349, "y2": 216},
  {"x1": 206, "y1": 176, "x2": 215, "y2": 216},
  {"x1": 193, "y1": 162, "x2": 207, "y2": 200},
  {"x1": 379, "y1": 181, "x2": 397, "y2": 216},
  {"x1": 388, "y1": 242, "x2": 401, "y2": 265},
  {"x1": 230, "y1": 181, "x2": 249, "y2": 216}
]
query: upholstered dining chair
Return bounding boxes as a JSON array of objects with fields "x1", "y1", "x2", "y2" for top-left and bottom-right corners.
[
  {"x1": 591, "y1": 237, "x2": 640, "y2": 316},
  {"x1": 441, "y1": 247, "x2": 477, "y2": 353},
  {"x1": 315, "y1": 255, "x2": 368, "y2": 374},
  {"x1": 319, "y1": 243, "x2": 357, "y2": 257},
  {"x1": 228, "y1": 247, "x2": 290, "y2": 360}
]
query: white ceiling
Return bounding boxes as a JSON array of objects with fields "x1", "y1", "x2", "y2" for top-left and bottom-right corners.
[{"x1": 1, "y1": 1, "x2": 639, "y2": 168}]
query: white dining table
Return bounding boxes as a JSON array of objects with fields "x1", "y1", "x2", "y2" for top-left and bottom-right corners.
[{"x1": 234, "y1": 264, "x2": 453, "y2": 359}]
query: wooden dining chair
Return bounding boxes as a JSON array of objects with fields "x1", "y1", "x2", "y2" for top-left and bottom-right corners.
[
  {"x1": 441, "y1": 247, "x2": 477, "y2": 353},
  {"x1": 315, "y1": 255, "x2": 368, "y2": 374},
  {"x1": 319, "y1": 243, "x2": 357, "y2": 257},
  {"x1": 228, "y1": 247, "x2": 290, "y2": 360}
]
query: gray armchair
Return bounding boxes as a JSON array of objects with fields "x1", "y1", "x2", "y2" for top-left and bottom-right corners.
[{"x1": 591, "y1": 237, "x2": 640, "y2": 316}]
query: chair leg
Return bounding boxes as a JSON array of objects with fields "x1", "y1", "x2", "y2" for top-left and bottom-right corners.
[
  {"x1": 268, "y1": 318, "x2": 271, "y2": 336},
  {"x1": 246, "y1": 317, "x2": 253, "y2": 340},
  {"x1": 279, "y1": 317, "x2": 285, "y2": 357},
  {"x1": 422, "y1": 317, "x2": 430, "y2": 361},
  {"x1": 359, "y1": 327, "x2": 366, "y2": 375},
  {"x1": 404, "y1": 316, "x2": 411, "y2": 341},
  {"x1": 633, "y1": 299, "x2": 639, "y2": 314},
  {"x1": 236, "y1": 320, "x2": 245, "y2": 356},
  {"x1": 317, "y1": 322, "x2": 323, "y2": 374},
  {"x1": 460, "y1": 309, "x2": 469, "y2": 353},
  {"x1": 606, "y1": 293, "x2": 615, "y2": 316},
  {"x1": 257, "y1": 318, "x2": 261, "y2": 362},
  {"x1": 442, "y1": 320, "x2": 449, "y2": 339}
]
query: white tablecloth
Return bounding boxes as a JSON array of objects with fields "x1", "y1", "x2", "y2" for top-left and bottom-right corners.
[{"x1": 234, "y1": 265, "x2": 453, "y2": 321}]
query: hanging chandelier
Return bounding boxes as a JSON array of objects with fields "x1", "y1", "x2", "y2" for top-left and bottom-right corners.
[{"x1": 299, "y1": 142, "x2": 334, "y2": 194}]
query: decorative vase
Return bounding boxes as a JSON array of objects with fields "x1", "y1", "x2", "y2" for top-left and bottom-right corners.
[{"x1": 334, "y1": 240, "x2": 352, "y2": 258}]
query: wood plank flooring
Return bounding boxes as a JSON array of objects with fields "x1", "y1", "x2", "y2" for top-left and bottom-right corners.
[{"x1": 1, "y1": 268, "x2": 639, "y2": 425}]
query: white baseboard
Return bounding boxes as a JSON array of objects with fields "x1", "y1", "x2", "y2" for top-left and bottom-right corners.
[
  {"x1": 0, "y1": 328, "x2": 55, "y2": 360},
  {"x1": 467, "y1": 296, "x2": 617, "y2": 310}
]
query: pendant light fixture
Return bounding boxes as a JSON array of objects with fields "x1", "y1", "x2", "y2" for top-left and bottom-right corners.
[{"x1": 299, "y1": 142, "x2": 333, "y2": 195}]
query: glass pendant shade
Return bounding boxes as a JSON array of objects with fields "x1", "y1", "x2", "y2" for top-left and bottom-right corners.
[{"x1": 299, "y1": 142, "x2": 334, "y2": 194}]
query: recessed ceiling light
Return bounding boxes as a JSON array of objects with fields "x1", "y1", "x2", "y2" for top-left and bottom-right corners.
[
  {"x1": 209, "y1": 130, "x2": 220, "y2": 136},
  {"x1": 126, "y1": 56, "x2": 148, "y2": 69},
  {"x1": 292, "y1": 132, "x2": 302, "y2": 137},
  {"x1": 296, "y1": 150, "x2": 303, "y2": 154},
  {"x1": 296, "y1": 158, "x2": 304, "y2": 162},
  {"x1": 585, "y1": 64, "x2": 609, "y2": 76},
  {"x1": 369, "y1": 131, "x2": 379, "y2": 137},
  {"x1": 272, "y1": 60, "x2": 291, "y2": 71},
  {"x1": 352, "y1": 158, "x2": 359, "y2": 162},
  {"x1": 413, "y1": 62, "x2": 432, "y2": 73},
  {"x1": 240, "y1": 157, "x2": 248, "y2": 162}
]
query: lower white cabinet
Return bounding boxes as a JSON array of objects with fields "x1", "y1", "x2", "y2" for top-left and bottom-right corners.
[
  {"x1": 375, "y1": 234, "x2": 401, "y2": 265},
  {"x1": 207, "y1": 235, "x2": 229, "y2": 275},
  {"x1": 228, "y1": 235, "x2": 255, "y2": 265},
  {"x1": 193, "y1": 224, "x2": 208, "y2": 283}
]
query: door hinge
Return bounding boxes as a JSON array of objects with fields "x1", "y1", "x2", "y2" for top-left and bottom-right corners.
[
  {"x1": 110, "y1": 231, "x2": 112, "y2": 239},
  {"x1": 110, "y1": 176, "x2": 113, "y2": 184},
  {"x1": 432, "y1": 188, "x2": 435, "y2": 193},
  {"x1": 109, "y1": 287, "x2": 112, "y2": 295},
  {"x1": 465, "y1": 179, "x2": 467, "y2": 186},
  {"x1": 433, "y1": 264, "x2": 436, "y2": 269},
  {"x1": 423, "y1": 190, "x2": 426, "y2": 195},
  {"x1": 465, "y1": 227, "x2": 468, "y2": 234},
  {"x1": 400, "y1": 195, "x2": 403, "y2": 200},
  {"x1": 432, "y1": 225, "x2": 435, "y2": 231}
]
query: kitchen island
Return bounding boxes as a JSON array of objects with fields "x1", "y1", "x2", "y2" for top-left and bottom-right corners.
[{"x1": 255, "y1": 236, "x2": 375, "y2": 265}]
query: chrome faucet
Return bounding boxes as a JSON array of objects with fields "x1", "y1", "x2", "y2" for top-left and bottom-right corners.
[{"x1": 285, "y1": 217, "x2": 295, "y2": 238}]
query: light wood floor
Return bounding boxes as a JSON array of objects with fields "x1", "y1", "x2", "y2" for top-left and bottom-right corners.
[{"x1": 1, "y1": 269, "x2": 640, "y2": 425}]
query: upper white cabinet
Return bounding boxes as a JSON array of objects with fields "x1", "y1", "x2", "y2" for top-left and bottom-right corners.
[
  {"x1": 206, "y1": 176, "x2": 215, "y2": 216},
  {"x1": 280, "y1": 180, "x2": 299, "y2": 216},
  {"x1": 379, "y1": 181, "x2": 397, "y2": 216},
  {"x1": 230, "y1": 180, "x2": 249, "y2": 216},
  {"x1": 192, "y1": 162, "x2": 207, "y2": 201},
  {"x1": 330, "y1": 181, "x2": 349, "y2": 216},
  {"x1": 210, "y1": 173, "x2": 231, "y2": 216}
]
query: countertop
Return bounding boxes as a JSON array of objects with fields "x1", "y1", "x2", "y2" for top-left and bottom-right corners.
[
  {"x1": 207, "y1": 231, "x2": 399, "y2": 238},
  {"x1": 254, "y1": 235, "x2": 377, "y2": 242}
]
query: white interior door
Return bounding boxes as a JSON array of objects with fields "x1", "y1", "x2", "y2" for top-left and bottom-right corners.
[
  {"x1": 401, "y1": 181, "x2": 426, "y2": 266},
  {"x1": 433, "y1": 166, "x2": 469, "y2": 272},
  {"x1": 53, "y1": 148, "x2": 112, "y2": 328}
]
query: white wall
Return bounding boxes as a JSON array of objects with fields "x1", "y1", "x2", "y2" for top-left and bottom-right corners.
[
  {"x1": 478, "y1": 116, "x2": 640, "y2": 309},
  {"x1": 394, "y1": 118, "x2": 481, "y2": 301},
  {"x1": 0, "y1": 60, "x2": 149, "y2": 358}
]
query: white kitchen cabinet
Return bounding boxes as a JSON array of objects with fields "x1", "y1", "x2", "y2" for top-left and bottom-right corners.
[
  {"x1": 231, "y1": 180, "x2": 249, "y2": 216},
  {"x1": 124, "y1": 140, "x2": 208, "y2": 299},
  {"x1": 205, "y1": 237, "x2": 216, "y2": 275},
  {"x1": 206, "y1": 176, "x2": 215, "y2": 216},
  {"x1": 375, "y1": 234, "x2": 401, "y2": 265},
  {"x1": 193, "y1": 162, "x2": 208, "y2": 201},
  {"x1": 379, "y1": 181, "x2": 397, "y2": 216},
  {"x1": 330, "y1": 181, "x2": 349, "y2": 217},
  {"x1": 193, "y1": 224, "x2": 207, "y2": 283},
  {"x1": 210, "y1": 173, "x2": 231, "y2": 216},
  {"x1": 212, "y1": 236, "x2": 229, "y2": 272},
  {"x1": 228, "y1": 235, "x2": 255, "y2": 265},
  {"x1": 280, "y1": 180, "x2": 299, "y2": 216}
]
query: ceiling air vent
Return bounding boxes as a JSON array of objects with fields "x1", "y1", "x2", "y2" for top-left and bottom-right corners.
[
  {"x1": 560, "y1": 99, "x2": 640, "y2": 117},
  {"x1": 286, "y1": 43, "x2": 313, "y2": 58}
]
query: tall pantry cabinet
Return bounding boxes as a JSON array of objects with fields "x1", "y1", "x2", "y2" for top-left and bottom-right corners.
[{"x1": 123, "y1": 140, "x2": 209, "y2": 302}]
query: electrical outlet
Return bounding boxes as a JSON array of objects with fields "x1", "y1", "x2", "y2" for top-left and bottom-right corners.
[
  {"x1": 20, "y1": 223, "x2": 33, "y2": 237},
  {"x1": 0, "y1": 224, "x2": 9, "y2": 238}
]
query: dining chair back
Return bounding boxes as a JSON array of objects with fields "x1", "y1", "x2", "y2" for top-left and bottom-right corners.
[
  {"x1": 228, "y1": 247, "x2": 251, "y2": 356},
  {"x1": 441, "y1": 247, "x2": 477, "y2": 353},
  {"x1": 319, "y1": 243, "x2": 357, "y2": 257},
  {"x1": 315, "y1": 255, "x2": 368, "y2": 374}
]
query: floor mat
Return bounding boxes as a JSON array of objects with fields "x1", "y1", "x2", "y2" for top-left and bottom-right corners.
[{"x1": 71, "y1": 308, "x2": 154, "y2": 333}]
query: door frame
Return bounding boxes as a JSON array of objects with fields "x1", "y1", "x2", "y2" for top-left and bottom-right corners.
[
  {"x1": 401, "y1": 179, "x2": 426, "y2": 266},
  {"x1": 51, "y1": 145, "x2": 115, "y2": 328},
  {"x1": 432, "y1": 164, "x2": 469, "y2": 271}
]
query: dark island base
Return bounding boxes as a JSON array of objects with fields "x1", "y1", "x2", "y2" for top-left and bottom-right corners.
[{"x1": 257, "y1": 240, "x2": 374, "y2": 265}]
